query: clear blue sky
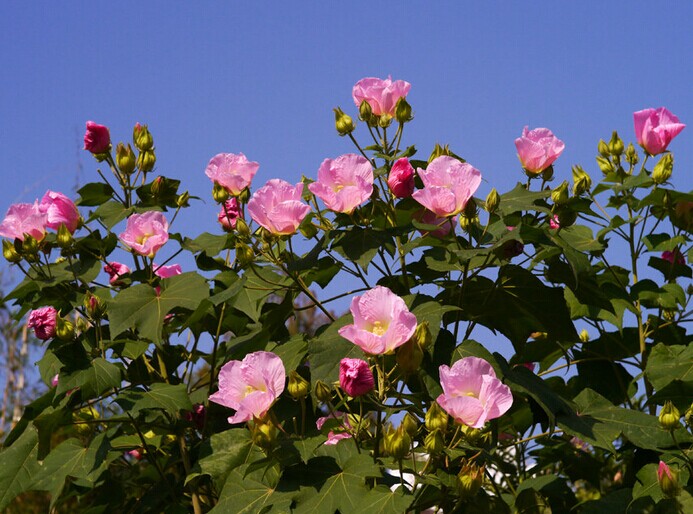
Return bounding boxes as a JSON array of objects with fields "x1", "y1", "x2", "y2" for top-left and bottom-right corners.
[{"x1": 0, "y1": 1, "x2": 691, "y2": 342}]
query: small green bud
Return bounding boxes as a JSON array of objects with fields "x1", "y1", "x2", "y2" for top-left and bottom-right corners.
[
  {"x1": 235, "y1": 243, "x2": 254, "y2": 266},
  {"x1": 333, "y1": 107, "x2": 356, "y2": 136},
  {"x1": 596, "y1": 156, "x2": 614, "y2": 174},
  {"x1": 579, "y1": 329, "x2": 589, "y2": 343},
  {"x1": 75, "y1": 316, "x2": 89, "y2": 334},
  {"x1": 21, "y1": 234, "x2": 39, "y2": 256},
  {"x1": 212, "y1": 183, "x2": 230, "y2": 203},
  {"x1": 314, "y1": 380, "x2": 333, "y2": 403},
  {"x1": 235, "y1": 217, "x2": 251, "y2": 239},
  {"x1": 425, "y1": 401, "x2": 448, "y2": 432},
  {"x1": 396, "y1": 337, "x2": 424, "y2": 376},
  {"x1": 424, "y1": 429, "x2": 445, "y2": 454},
  {"x1": 136, "y1": 149, "x2": 156, "y2": 173},
  {"x1": 395, "y1": 97, "x2": 413, "y2": 124},
  {"x1": 287, "y1": 370, "x2": 310, "y2": 400},
  {"x1": 299, "y1": 222, "x2": 318, "y2": 239},
  {"x1": 551, "y1": 181, "x2": 570, "y2": 206},
  {"x1": 659, "y1": 401, "x2": 681, "y2": 431},
  {"x1": 3, "y1": 240, "x2": 22, "y2": 263},
  {"x1": 251, "y1": 419, "x2": 277, "y2": 450},
  {"x1": 625, "y1": 143, "x2": 639, "y2": 166},
  {"x1": 358, "y1": 100, "x2": 373, "y2": 122},
  {"x1": 459, "y1": 214, "x2": 479, "y2": 232},
  {"x1": 658, "y1": 461, "x2": 680, "y2": 498},
  {"x1": 150, "y1": 176, "x2": 164, "y2": 196},
  {"x1": 652, "y1": 153, "x2": 674, "y2": 185},
  {"x1": 608, "y1": 131, "x2": 624, "y2": 156},
  {"x1": 597, "y1": 139, "x2": 610, "y2": 157},
  {"x1": 540, "y1": 165, "x2": 554, "y2": 182},
  {"x1": 56, "y1": 317, "x2": 75, "y2": 341},
  {"x1": 176, "y1": 191, "x2": 190, "y2": 208},
  {"x1": 56, "y1": 223, "x2": 73, "y2": 249},
  {"x1": 464, "y1": 198, "x2": 477, "y2": 219},
  {"x1": 413, "y1": 321, "x2": 433, "y2": 351},
  {"x1": 133, "y1": 123, "x2": 154, "y2": 151},
  {"x1": 116, "y1": 143, "x2": 136, "y2": 175},
  {"x1": 458, "y1": 459, "x2": 484, "y2": 499},
  {"x1": 378, "y1": 114, "x2": 393, "y2": 129},
  {"x1": 662, "y1": 309, "x2": 676, "y2": 322},
  {"x1": 383, "y1": 424, "x2": 411, "y2": 459},
  {"x1": 84, "y1": 292, "x2": 105, "y2": 319},
  {"x1": 485, "y1": 188, "x2": 500, "y2": 214},
  {"x1": 572, "y1": 165, "x2": 592, "y2": 196},
  {"x1": 402, "y1": 413, "x2": 419, "y2": 437},
  {"x1": 237, "y1": 187, "x2": 251, "y2": 204}
]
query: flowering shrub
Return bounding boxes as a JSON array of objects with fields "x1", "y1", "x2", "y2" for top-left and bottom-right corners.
[{"x1": 0, "y1": 78, "x2": 692, "y2": 514}]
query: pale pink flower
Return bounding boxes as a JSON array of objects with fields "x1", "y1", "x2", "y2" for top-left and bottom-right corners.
[
  {"x1": 437, "y1": 356, "x2": 513, "y2": 428},
  {"x1": 205, "y1": 153, "x2": 259, "y2": 195},
  {"x1": 515, "y1": 126, "x2": 565, "y2": 174},
  {"x1": 153, "y1": 263, "x2": 182, "y2": 278},
  {"x1": 247, "y1": 179, "x2": 311, "y2": 236},
  {"x1": 338, "y1": 286, "x2": 417, "y2": 355},
  {"x1": 27, "y1": 306, "x2": 58, "y2": 340},
  {"x1": 412, "y1": 156, "x2": 481, "y2": 217},
  {"x1": 352, "y1": 76, "x2": 411, "y2": 117},
  {"x1": 119, "y1": 211, "x2": 169, "y2": 257},
  {"x1": 104, "y1": 262, "x2": 131, "y2": 285},
  {"x1": 209, "y1": 351, "x2": 286, "y2": 424},
  {"x1": 387, "y1": 158, "x2": 415, "y2": 198},
  {"x1": 316, "y1": 411, "x2": 353, "y2": 445},
  {"x1": 549, "y1": 215, "x2": 560, "y2": 230},
  {"x1": 662, "y1": 250, "x2": 685, "y2": 266},
  {"x1": 83, "y1": 121, "x2": 111, "y2": 154},
  {"x1": 634, "y1": 108, "x2": 685, "y2": 156},
  {"x1": 339, "y1": 358, "x2": 374, "y2": 397},
  {"x1": 0, "y1": 202, "x2": 47, "y2": 241},
  {"x1": 414, "y1": 209, "x2": 456, "y2": 238},
  {"x1": 40, "y1": 191, "x2": 80, "y2": 233},
  {"x1": 308, "y1": 154, "x2": 373, "y2": 214},
  {"x1": 218, "y1": 197, "x2": 242, "y2": 231}
]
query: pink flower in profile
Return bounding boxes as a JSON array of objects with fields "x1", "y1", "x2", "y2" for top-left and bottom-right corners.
[
  {"x1": 309, "y1": 154, "x2": 373, "y2": 214},
  {"x1": 247, "y1": 179, "x2": 311, "y2": 236},
  {"x1": 658, "y1": 460, "x2": 674, "y2": 482},
  {"x1": 127, "y1": 449, "x2": 143, "y2": 461},
  {"x1": 119, "y1": 211, "x2": 169, "y2": 257},
  {"x1": 352, "y1": 76, "x2": 411, "y2": 116},
  {"x1": 209, "y1": 351, "x2": 286, "y2": 424},
  {"x1": 634, "y1": 108, "x2": 685, "y2": 156},
  {"x1": 153, "y1": 263, "x2": 182, "y2": 278},
  {"x1": 515, "y1": 126, "x2": 565, "y2": 174},
  {"x1": 40, "y1": 191, "x2": 80, "y2": 233},
  {"x1": 83, "y1": 121, "x2": 111, "y2": 154},
  {"x1": 205, "y1": 153, "x2": 259, "y2": 195},
  {"x1": 316, "y1": 411, "x2": 353, "y2": 445},
  {"x1": 27, "y1": 306, "x2": 58, "y2": 340},
  {"x1": 549, "y1": 215, "x2": 560, "y2": 230},
  {"x1": 51, "y1": 374, "x2": 59, "y2": 387},
  {"x1": 436, "y1": 357, "x2": 513, "y2": 428},
  {"x1": 104, "y1": 262, "x2": 131, "y2": 285},
  {"x1": 339, "y1": 358, "x2": 375, "y2": 397},
  {"x1": 0, "y1": 202, "x2": 47, "y2": 241},
  {"x1": 387, "y1": 158, "x2": 415, "y2": 198},
  {"x1": 218, "y1": 198, "x2": 242, "y2": 231},
  {"x1": 662, "y1": 250, "x2": 685, "y2": 266},
  {"x1": 415, "y1": 209, "x2": 456, "y2": 238},
  {"x1": 412, "y1": 156, "x2": 482, "y2": 217},
  {"x1": 338, "y1": 286, "x2": 417, "y2": 355}
]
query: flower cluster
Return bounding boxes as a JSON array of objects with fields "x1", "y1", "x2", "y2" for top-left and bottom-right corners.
[{"x1": 0, "y1": 190, "x2": 80, "y2": 241}]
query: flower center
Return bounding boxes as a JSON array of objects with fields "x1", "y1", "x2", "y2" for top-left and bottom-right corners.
[
  {"x1": 136, "y1": 232, "x2": 153, "y2": 245},
  {"x1": 371, "y1": 320, "x2": 388, "y2": 336}
]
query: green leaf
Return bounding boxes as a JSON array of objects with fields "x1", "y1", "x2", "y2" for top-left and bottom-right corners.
[
  {"x1": 577, "y1": 489, "x2": 632, "y2": 514},
  {"x1": 268, "y1": 334, "x2": 308, "y2": 372},
  {"x1": 183, "y1": 232, "x2": 233, "y2": 256},
  {"x1": 189, "y1": 428, "x2": 255, "y2": 491},
  {"x1": 116, "y1": 383, "x2": 193, "y2": 416},
  {"x1": 0, "y1": 426, "x2": 41, "y2": 510},
  {"x1": 88, "y1": 201, "x2": 132, "y2": 229},
  {"x1": 76, "y1": 182, "x2": 115, "y2": 206},
  {"x1": 56, "y1": 357, "x2": 122, "y2": 398},
  {"x1": 499, "y1": 183, "x2": 551, "y2": 213},
  {"x1": 108, "y1": 272, "x2": 209, "y2": 343},
  {"x1": 330, "y1": 227, "x2": 395, "y2": 270},
  {"x1": 646, "y1": 343, "x2": 693, "y2": 390},
  {"x1": 353, "y1": 486, "x2": 413, "y2": 513}
]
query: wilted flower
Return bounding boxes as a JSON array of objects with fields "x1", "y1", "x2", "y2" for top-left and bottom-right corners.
[
  {"x1": 83, "y1": 121, "x2": 111, "y2": 154},
  {"x1": 549, "y1": 215, "x2": 560, "y2": 230},
  {"x1": 205, "y1": 153, "x2": 259, "y2": 196},
  {"x1": 339, "y1": 358, "x2": 374, "y2": 397},
  {"x1": 515, "y1": 126, "x2": 565, "y2": 174},
  {"x1": 27, "y1": 306, "x2": 58, "y2": 340},
  {"x1": 309, "y1": 154, "x2": 374, "y2": 214},
  {"x1": 352, "y1": 76, "x2": 411, "y2": 117},
  {"x1": 104, "y1": 262, "x2": 131, "y2": 286},
  {"x1": 316, "y1": 411, "x2": 353, "y2": 445},
  {"x1": 412, "y1": 156, "x2": 481, "y2": 217},
  {"x1": 119, "y1": 211, "x2": 169, "y2": 257},
  {"x1": 0, "y1": 202, "x2": 47, "y2": 241},
  {"x1": 218, "y1": 197, "x2": 243, "y2": 231},
  {"x1": 247, "y1": 179, "x2": 311, "y2": 236},
  {"x1": 634, "y1": 107, "x2": 685, "y2": 155},
  {"x1": 39, "y1": 191, "x2": 80, "y2": 233},
  {"x1": 662, "y1": 249, "x2": 685, "y2": 266}
]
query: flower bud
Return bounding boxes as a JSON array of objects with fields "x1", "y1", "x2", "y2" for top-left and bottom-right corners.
[
  {"x1": 596, "y1": 156, "x2": 614, "y2": 174},
  {"x1": 176, "y1": 191, "x2": 190, "y2": 208},
  {"x1": 136, "y1": 149, "x2": 156, "y2": 173},
  {"x1": 658, "y1": 461, "x2": 679, "y2": 498},
  {"x1": 413, "y1": 321, "x2": 433, "y2": 352},
  {"x1": 390, "y1": 425, "x2": 412, "y2": 460},
  {"x1": 402, "y1": 413, "x2": 419, "y2": 437},
  {"x1": 658, "y1": 401, "x2": 681, "y2": 431},
  {"x1": 235, "y1": 217, "x2": 251, "y2": 239},
  {"x1": 251, "y1": 419, "x2": 277, "y2": 450},
  {"x1": 425, "y1": 401, "x2": 448, "y2": 432},
  {"x1": 235, "y1": 242, "x2": 254, "y2": 267},
  {"x1": 56, "y1": 317, "x2": 75, "y2": 341},
  {"x1": 237, "y1": 187, "x2": 251, "y2": 204},
  {"x1": 485, "y1": 188, "x2": 500, "y2": 214},
  {"x1": 73, "y1": 407, "x2": 99, "y2": 436},
  {"x1": 358, "y1": 100, "x2": 373, "y2": 122},
  {"x1": 551, "y1": 181, "x2": 570, "y2": 206},
  {"x1": 299, "y1": 221, "x2": 318, "y2": 239},
  {"x1": 3, "y1": 240, "x2": 21, "y2": 263},
  {"x1": 84, "y1": 293, "x2": 105, "y2": 319},
  {"x1": 608, "y1": 131, "x2": 624, "y2": 156},
  {"x1": 625, "y1": 143, "x2": 639, "y2": 166},
  {"x1": 333, "y1": 107, "x2": 356, "y2": 136},
  {"x1": 314, "y1": 380, "x2": 333, "y2": 404},
  {"x1": 459, "y1": 214, "x2": 478, "y2": 233},
  {"x1": 116, "y1": 143, "x2": 136, "y2": 175},
  {"x1": 597, "y1": 139, "x2": 610, "y2": 157},
  {"x1": 396, "y1": 337, "x2": 424, "y2": 376},
  {"x1": 287, "y1": 370, "x2": 310, "y2": 400},
  {"x1": 458, "y1": 459, "x2": 484, "y2": 499},
  {"x1": 395, "y1": 97, "x2": 413, "y2": 124},
  {"x1": 540, "y1": 165, "x2": 554, "y2": 182},
  {"x1": 378, "y1": 114, "x2": 393, "y2": 129},
  {"x1": 652, "y1": 153, "x2": 674, "y2": 185},
  {"x1": 579, "y1": 329, "x2": 589, "y2": 343},
  {"x1": 572, "y1": 165, "x2": 592, "y2": 196},
  {"x1": 150, "y1": 176, "x2": 164, "y2": 196},
  {"x1": 133, "y1": 123, "x2": 154, "y2": 151},
  {"x1": 56, "y1": 223, "x2": 73, "y2": 249},
  {"x1": 212, "y1": 183, "x2": 230, "y2": 203},
  {"x1": 21, "y1": 234, "x2": 39, "y2": 256},
  {"x1": 464, "y1": 198, "x2": 478, "y2": 219},
  {"x1": 424, "y1": 429, "x2": 445, "y2": 454},
  {"x1": 428, "y1": 143, "x2": 451, "y2": 163}
]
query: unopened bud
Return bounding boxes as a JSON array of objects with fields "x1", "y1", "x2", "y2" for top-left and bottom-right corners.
[
  {"x1": 235, "y1": 243, "x2": 254, "y2": 266},
  {"x1": 413, "y1": 321, "x2": 433, "y2": 351},
  {"x1": 458, "y1": 459, "x2": 484, "y2": 499},
  {"x1": 56, "y1": 223, "x2": 73, "y2": 249},
  {"x1": 384, "y1": 424, "x2": 411, "y2": 459},
  {"x1": 395, "y1": 97, "x2": 413, "y2": 124},
  {"x1": 540, "y1": 165, "x2": 554, "y2": 182},
  {"x1": 608, "y1": 131, "x2": 624, "y2": 156},
  {"x1": 56, "y1": 317, "x2": 75, "y2": 341},
  {"x1": 626, "y1": 143, "x2": 639, "y2": 166},
  {"x1": 299, "y1": 221, "x2": 318, "y2": 239},
  {"x1": 485, "y1": 188, "x2": 500, "y2": 214},
  {"x1": 358, "y1": 100, "x2": 373, "y2": 122},
  {"x1": 396, "y1": 337, "x2": 424, "y2": 375},
  {"x1": 402, "y1": 413, "x2": 419, "y2": 437},
  {"x1": 333, "y1": 107, "x2": 356, "y2": 136},
  {"x1": 652, "y1": 153, "x2": 674, "y2": 185},
  {"x1": 596, "y1": 156, "x2": 614, "y2": 174},
  {"x1": 176, "y1": 191, "x2": 190, "y2": 208},
  {"x1": 579, "y1": 329, "x2": 589, "y2": 343},
  {"x1": 464, "y1": 198, "x2": 477, "y2": 219},
  {"x1": 84, "y1": 293, "x2": 105, "y2": 319},
  {"x1": 314, "y1": 380, "x2": 332, "y2": 403},
  {"x1": 378, "y1": 114, "x2": 393, "y2": 129},
  {"x1": 287, "y1": 370, "x2": 310, "y2": 400},
  {"x1": 597, "y1": 139, "x2": 610, "y2": 157},
  {"x1": 136, "y1": 149, "x2": 156, "y2": 173},
  {"x1": 428, "y1": 143, "x2": 449, "y2": 163},
  {"x1": 150, "y1": 176, "x2": 164, "y2": 196},
  {"x1": 21, "y1": 235, "x2": 39, "y2": 255},
  {"x1": 658, "y1": 461, "x2": 680, "y2": 498},
  {"x1": 235, "y1": 217, "x2": 251, "y2": 239},
  {"x1": 551, "y1": 181, "x2": 570, "y2": 206},
  {"x1": 424, "y1": 429, "x2": 445, "y2": 454},
  {"x1": 251, "y1": 419, "x2": 277, "y2": 449},
  {"x1": 116, "y1": 143, "x2": 136, "y2": 175},
  {"x1": 212, "y1": 183, "x2": 230, "y2": 203},
  {"x1": 459, "y1": 214, "x2": 478, "y2": 232},
  {"x1": 659, "y1": 401, "x2": 681, "y2": 431},
  {"x1": 133, "y1": 123, "x2": 154, "y2": 151},
  {"x1": 572, "y1": 165, "x2": 592, "y2": 196},
  {"x1": 425, "y1": 401, "x2": 448, "y2": 432},
  {"x1": 3, "y1": 240, "x2": 21, "y2": 263}
]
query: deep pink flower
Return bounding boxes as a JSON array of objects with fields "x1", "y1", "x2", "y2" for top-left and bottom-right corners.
[
  {"x1": 634, "y1": 108, "x2": 685, "y2": 155},
  {"x1": 352, "y1": 76, "x2": 411, "y2": 117},
  {"x1": 83, "y1": 121, "x2": 111, "y2": 154},
  {"x1": 27, "y1": 306, "x2": 58, "y2": 340},
  {"x1": 185, "y1": 404, "x2": 206, "y2": 430},
  {"x1": 515, "y1": 126, "x2": 565, "y2": 174},
  {"x1": 412, "y1": 156, "x2": 482, "y2": 217},
  {"x1": 40, "y1": 191, "x2": 80, "y2": 233},
  {"x1": 339, "y1": 358, "x2": 375, "y2": 397},
  {"x1": 247, "y1": 179, "x2": 311, "y2": 236},
  {"x1": 127, "y1": 449, "x2": 143, "y2": 461},
  {"x1": 0, "y1": 202, "x2": 47, "y2": 241},
  {"x1": 218, "y1": 197, "x2": 242, "y2": 231},
  {"x1": 662, "y1": 250, "x2": 685, "y2": 266},
  {"x1": 153, "y1": 263, "x2": 182, "y2": 279},
  {"x1": 309, "y1": 154, "x2": 373, "y2": 214},
  {"x1": 549, "y1": 215, "x2": 560, "y2": 230},
  {"x1": 414, "y1": 209, "x2": 456, "y2": 238},
  {"x1": 658, "y1": 460, "x2": 674, "y2": 482},
  {"x1": 119, "y1": 211, "x2": 169, "y2": 257},
  {"x1": 388, "y1": 158, "x2": 415, "y2": 198},
  {"x1": 205, "y1": 153, "x2": 259, "y2": 195},
  {"x1": 104, "y1": 262, "x2": 131, "y2": 286},
  {"x1": 316, "y1": 411, "x2": 353, "y2": 445},
  {"x1": 338, "y1": 286, "x2": 417, "y2": 355},
  {"x1": 436, "y1": 357, "x2": 513, "y2": 428},
  {"x1": 209, "y1": 351, "x2": 286, "y2": 424}
]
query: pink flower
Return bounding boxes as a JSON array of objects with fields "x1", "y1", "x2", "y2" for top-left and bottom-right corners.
[
  {"x1": 247, "y1": 179, "x2": 311, "y2": 236},
  {"x1": 316, "y1": 411, "x2": 353, "y2": 445},
  {"x1": 549, "y1": 215, "x2": 560, "y2": 230},
  {"x1": 51, "y1": 374, "x2": 59, "y2": 387},
  {"x1": 185, "y1": 404, "x2": 206, "y2": 430},
  {"x1": 658, "y1": 460, "x2": 674, "y2": 482},
  {"x1": 40, "y1": 191, "x2": 80, "y2": 233},
  {"x1": 662, "y1": 250, "x2": 685, "y2": 266},
  {"x1": 127, "y1": 449, "x2": 143, "y2": 461},
  {"x1": 412, "y1": 156, "x2": 482, "y2": 217},
  {"x1": 339, "y1": 358, "x2": 374, "y2": 397},
  {"x1": 0, "y1": 202, "x2": 47, "y2": 241},
  {"x1": 515, "y1": 126, "x2": 565, "y2": 174},
  {"x1": 436, "y1": 357, "x2": 513, "y2": 428},
  {"x1": 209, "y1": 351, "x2": 286, "y2": 424},
  {"x1": 387, "y1": 158, "x2": 415, "y2": 198},
  {"x1": 338, "y1": 286, "x2": 417, "y2": 355},
  {"x1": 153, "y1": 263, "x2": 182, "y2": 278},
  {"x1": 27, "y1": 306, "x2": 58, "y2": 340},
  {"x1": 634, "y1": 108, "x2": 685, "y2": 155},
  {"x1": 352, "y1": 76, "x2": 411, "y2": 117},
  {"x1": 308, "y1": 154, "x2": 373, "y2": 214},
  {"x1": 218, "y1": 197, "x2": 242, "y2": 231},
  {"x1": 104, "y1": 262, "x2": 131, "y2": 285},
  {"x1": 83, "y1": 121, "x2": 111, "y2": 154},
  {"x1": 414, "y1": 209, "x2": 456, "y2": 238},
  {"x1": 119, "y1": 211, "x2": 169, "y2": 257},
  {"x1": 205, "y1": 153, "x2": 259, "y2": 195}
]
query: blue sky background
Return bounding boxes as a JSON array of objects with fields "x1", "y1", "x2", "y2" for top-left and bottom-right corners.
[{"x1": 0, "y1": 2, "x2": 691, "y2": 356}]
